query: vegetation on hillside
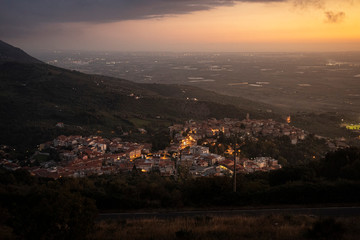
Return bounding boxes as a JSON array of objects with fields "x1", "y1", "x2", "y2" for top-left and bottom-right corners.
[{"x1": 0, "y1": 62, "x2": 273, "y2": 152}]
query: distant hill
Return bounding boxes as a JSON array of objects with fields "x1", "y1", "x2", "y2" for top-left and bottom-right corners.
[
  {"x1": 0, "y1": 41, "x2": 279, "y2": 151},
  {"x1": 0, "y1": 40, "x2": 43, "y2": 64}
]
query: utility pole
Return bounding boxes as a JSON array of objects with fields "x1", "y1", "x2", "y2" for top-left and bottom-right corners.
[
  {"x1": 233, "y1": 134, "x2": 245, "y2": 193},
  {"x1": 175, "y1": 149, "x2": 181, "y2": 181}
]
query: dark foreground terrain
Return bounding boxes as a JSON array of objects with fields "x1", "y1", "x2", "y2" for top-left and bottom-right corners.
[
  {"x1": 2, "y1": 147, "x2": 360, "y2": 239},
  {"x1": 91, "y1": 215, "x2": 360, "y2": 240}
]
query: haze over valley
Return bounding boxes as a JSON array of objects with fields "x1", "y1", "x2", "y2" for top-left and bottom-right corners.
[{"x1": 38, "y1": 51, "x2": 360, "y2": 116}]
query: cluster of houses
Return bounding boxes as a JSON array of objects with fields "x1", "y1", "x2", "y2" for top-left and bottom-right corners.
[
  {"x1": 181, "y1": 146, "x2": 281, "y2": 177},
  {"x1": 169, "y1": 116, "x2": 306, "y2": 148},
  {"x1": 1, "y1": 116, "x2": 355, "y2": 179},
  {"x1": 2, "y1": 117, "x2": 312, "y2": 178},
  {"x1": 38, "y1": 135, "x2": 177, "y2": 178}
]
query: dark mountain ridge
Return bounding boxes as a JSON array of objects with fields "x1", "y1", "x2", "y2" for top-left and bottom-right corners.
[{"x1": 0, "y1": 40, "x2": 43, "y2": 64}]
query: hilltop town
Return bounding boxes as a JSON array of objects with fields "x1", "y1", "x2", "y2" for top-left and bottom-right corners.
[{"x1": 0, "y1": 117, "x2": 349, "y2": 178}]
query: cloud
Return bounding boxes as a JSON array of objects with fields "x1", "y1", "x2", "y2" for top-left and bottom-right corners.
[
  {"x1": 0, "y1": 1, "x2": 283, "y2": 23},
  {"x1": 0, "y1": 0, "x2": 350, "y2": 38},
  {"x1": 324, "y1": 11, "x2": 346, "y2": 23},
  {"x1": 0, "y1": 0, "x2": 285, "y2": 37},
  {"x1": 291, "y1": 0, "x2": 348, "y2": 24},
  {"x1": 292, "y1": 0, "x2": 325, "y2": 9}
]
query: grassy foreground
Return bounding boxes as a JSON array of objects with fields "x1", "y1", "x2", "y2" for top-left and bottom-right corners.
[{"x1": 90, "y1": 215, "x2": 360, "y2": 240}]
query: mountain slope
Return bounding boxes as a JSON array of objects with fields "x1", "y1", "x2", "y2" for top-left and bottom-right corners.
[
  {"x1": 0, "y1": 40, "x2": 42, "y2": 64},
  {"x1": 0, "y1": 41, "x2": 279, "y2": 150}
]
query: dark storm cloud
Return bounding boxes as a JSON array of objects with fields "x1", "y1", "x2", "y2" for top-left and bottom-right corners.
[
  {"x1": 0, "y1": 0, "x2": 286, "y2": 23},
  {"x1": 0, "y1": 0, "x2": 347, "y2": 38},
  {"x1": 0, "y1": 0, "x2": 283, "y2": 37},
  {"x1": 324, "y1": 11, "x2": 346, "y2": 23}
]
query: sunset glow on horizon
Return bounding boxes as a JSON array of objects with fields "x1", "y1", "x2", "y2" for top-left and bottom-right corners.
[{"x1": 1, "y1": 0, "x2": 359, "y2": 52}]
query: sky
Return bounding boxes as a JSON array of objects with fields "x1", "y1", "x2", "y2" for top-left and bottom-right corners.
[{"x1": 1, "y1": 0, "x2": 359, "y2": 52}]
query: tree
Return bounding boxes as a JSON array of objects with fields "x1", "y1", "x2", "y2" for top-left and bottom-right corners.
[
  {"x1": 320, "y1": 147, "x2": 360, "y2": 180},
  {"x1": 12, "y1": 188, "x2": 97, "y2": 240}
]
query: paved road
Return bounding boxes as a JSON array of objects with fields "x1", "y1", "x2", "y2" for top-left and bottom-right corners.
[{"x1": 99, "y1": 206, "x2": 360, "y2": 220}]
